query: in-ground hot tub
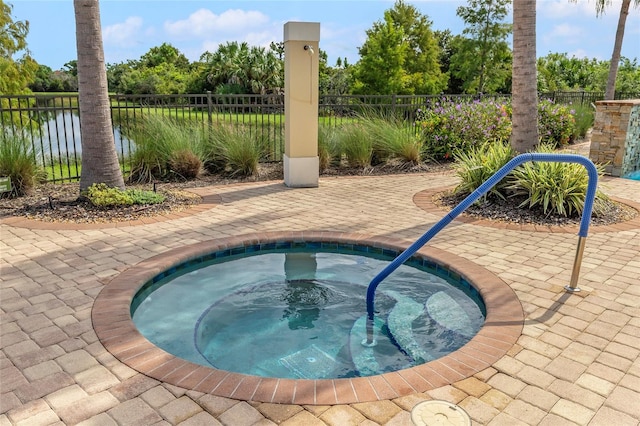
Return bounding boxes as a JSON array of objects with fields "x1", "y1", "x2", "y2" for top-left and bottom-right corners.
[{"x1": 93, "y1": 232, "x2": 524, "y2": 404}]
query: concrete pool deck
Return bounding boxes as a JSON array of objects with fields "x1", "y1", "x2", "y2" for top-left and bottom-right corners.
[{"x1": 1, "y1": 170, "x2": 639, "y2": 425}]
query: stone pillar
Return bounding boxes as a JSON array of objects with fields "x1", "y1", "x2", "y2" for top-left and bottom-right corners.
[
  {"x1": 589, "y1": 100, "x2": 640, "y2": 177},
  {"x1": 283, "y1": 22, "x2": 320, "y2": 187}
]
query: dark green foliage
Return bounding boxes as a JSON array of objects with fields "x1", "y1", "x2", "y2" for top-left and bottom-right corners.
[
  {"x1": 197, "y1": 41, "x2": 283, "y2": 95},
  {"x1": 29, "y1": 64, "x2": 77, "y2": 92},
  {"x1": 536, "y1": 54, "x2": 640, "y2": 94},
  {"x1": 418, "y1": 98, "x2": 581, "y2": 159}
]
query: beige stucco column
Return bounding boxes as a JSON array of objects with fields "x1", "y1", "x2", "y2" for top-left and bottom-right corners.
[{"x1": 283, "y1": 22, "x2": 320, "y2": 187}]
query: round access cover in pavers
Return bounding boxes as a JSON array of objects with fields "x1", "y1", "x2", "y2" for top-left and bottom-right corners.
[{"x1": 410, "y1": 400, "x2": 471, "y2": 426}]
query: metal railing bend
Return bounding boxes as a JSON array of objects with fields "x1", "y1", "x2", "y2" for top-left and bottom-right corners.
[{"x1": 364, "y1": 153, "x2": 599, "y2": 345}]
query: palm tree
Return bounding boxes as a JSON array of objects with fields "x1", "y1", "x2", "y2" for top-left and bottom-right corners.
[
  {"x1": 74, "y1": 0, "x2": 124, "y2": 191},
  {"x1": 591, "y1": 0, "x2": 640, "y2": 99},
  {"x1": 510, "y1": 0, "x2": 538, "y2": 153},
  {"x1": 207, "y1": 41, "x2": 250, "y2": 93}
]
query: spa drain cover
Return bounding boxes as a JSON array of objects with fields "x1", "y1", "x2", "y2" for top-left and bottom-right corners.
[{"x1": 410, "y1": 400, "x2": 471, "y2": 426}]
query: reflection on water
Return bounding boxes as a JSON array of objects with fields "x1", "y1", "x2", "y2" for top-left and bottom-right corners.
[
  {"x1": 283, "y1": 253, "x2": 323, "y2": 330},
  {"x1": 37, "y1": 111, "x2": 133, "y2": 157}
]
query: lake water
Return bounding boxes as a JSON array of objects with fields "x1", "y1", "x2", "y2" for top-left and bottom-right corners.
[{"x1": 37, "y1": 111, "x2": 133, "y2": 157}]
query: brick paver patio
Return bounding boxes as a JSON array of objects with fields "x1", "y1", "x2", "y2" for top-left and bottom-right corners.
[{"x1": 1, "y1": 169, "x2": 639, "y2": 425}]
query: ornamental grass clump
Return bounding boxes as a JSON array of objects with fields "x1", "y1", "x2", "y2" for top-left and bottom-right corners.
[
  {"x1": 0, "y1": 130, "x2": 44, "y2": 198},
  {"x1": 338, "y1": 124, "x2": 373, "y2": 168},
  {"x1": 205, "y1": 125, "x2": 265, "y2": 177},
  {"x1": 363, "y1": 117, "x2": 422, "y2": 166},
  {"x1": 128, "y1": 115, "x2": 205, "y2": 183},
  {"x1": 570, "y1": 103, "x2": 594, "y2": 140},
  {"x1": 318, "y1": 125, "x2": 341, "y2": 171}
]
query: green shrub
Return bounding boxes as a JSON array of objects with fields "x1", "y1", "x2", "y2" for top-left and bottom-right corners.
[
  {"x1": 338, "y1": 124, "x2": 373, "y2": 168},
  {"x1": 85, "y1": 183, "x2": 134, "y2": 206},
  {"x1": 205, "y1": 125, "x2": 264, "y2": 177},
  {"x1": 128, "y1": 189, "x2": 165, "y2": 205},
  {"x1": 129, "y1": 115, "x2": 206, "y2": 183},
  {"x1": 452, "y1": 142, "x2": 608, "y2": 218},
  {"x1": 418, "y1": 99, "x2": 512, "y2": 160},
  {"x1": 0, "y1": 130, "x2": 43, "y2": 198},
  {"x1": 570, "y1": 103, "x2": 594, "y2": 140},
  {"x1": 538, "y1": 99, "x2": 576, "y2": 147},
  {"x1": 507, "y1": 144, "x2": 607, "y2": 217},
  {"x1": 453, "y1": 141, "x2": 515, "y2": 200},
  {"x1": 419, "y1": 99, "x2": 582, "y2": 158},
  {"x1": 84, "y1": 183, "x2": 165, "y2": 207}
]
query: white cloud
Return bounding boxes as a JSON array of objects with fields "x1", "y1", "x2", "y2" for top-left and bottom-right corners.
[
  {"x1": 538, "y1": 0, "x2": 593, "y2": 19},
  {"x1": 164, "y1": 9, "x2": 270, "y2": 39},
  {"x1": 244, "y1": 31, "x2": 279, "y2": 47},
  {"x1": 539, "y1": 0, "x2": 640, "y2": 20},
  {"x1": 543, "y1": 23, "x2": 585, "y2": 44},
  {"x1": 567, "y1": 48, "x2": 590, "y2": 59},
  {"x1": 103, "y1": 17, "x2": 144, "y2": 48}
]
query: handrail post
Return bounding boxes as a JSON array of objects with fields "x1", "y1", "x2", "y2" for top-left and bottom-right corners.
[
  {"x1": 566, "y1": 236, "x2": 587, "y2": 292},
  {"x1": 364, "y1": 153, "x2": 599, "y2": 346}
]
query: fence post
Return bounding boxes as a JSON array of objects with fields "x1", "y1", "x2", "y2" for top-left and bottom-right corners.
[
  {"x1": 391, "y1": 94, "x2": 397, "y2": 117},
  {"x1": 206, "y1": 91, "x2": 213, "y2": 128}
]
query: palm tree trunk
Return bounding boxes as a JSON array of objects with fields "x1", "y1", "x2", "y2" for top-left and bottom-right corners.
[
  {"x1": 605, "y1": 0, "x2": 631, "y2": 100},
  {"x1": 510, "y1": 0, "x2": 538, "y2": 153},
  {"x1": 74, "y1": 0, "x2": 124, "y2": 192}
]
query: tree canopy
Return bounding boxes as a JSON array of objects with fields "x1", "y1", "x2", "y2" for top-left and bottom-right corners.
[
  {"x1": 0, "y1": 0, "x2": 37, "y2": 94},
  {"x1": 13, "y1": 0, "x2": 640, "y2": 97},
  {"x1": 198, "y1": 41, "x2": 283, "y2": 95},
  {"x1": 586, "y1": 0, "x2": 640, "y2": 99},
  {"x1": 450, "y1": 0, "x2": 512, "y2": 94},
  {"x1": 536, "y1": 52, "x2": 640, "y2": 94},
  {"x1": 353, "y1": 0, "x2": 448, "y2": 95}
]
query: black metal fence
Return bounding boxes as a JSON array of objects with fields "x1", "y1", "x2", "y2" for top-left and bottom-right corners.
[{"x1": 1, "y1": 91, "x2": 638, "y2": 183}]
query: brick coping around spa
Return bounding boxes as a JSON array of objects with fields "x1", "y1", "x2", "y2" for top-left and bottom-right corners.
[
  {"x1": 92, "y1": 231, "x2": 524, "y2": 405},
  {"x1": 0, "y1": 188, "x2": 222, "y2": 230},
  {"x1": 414, "y1": 186, "x2": 640, "y2": 233}
]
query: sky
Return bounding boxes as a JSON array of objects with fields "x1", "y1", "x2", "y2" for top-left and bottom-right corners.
[{"x1": 9, "y1": 0, "x2": 640, "y2": 71}]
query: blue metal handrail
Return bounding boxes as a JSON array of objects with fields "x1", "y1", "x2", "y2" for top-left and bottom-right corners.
[{"x1": 364, "y1": 153, "x2": 599, "y2": 344}]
